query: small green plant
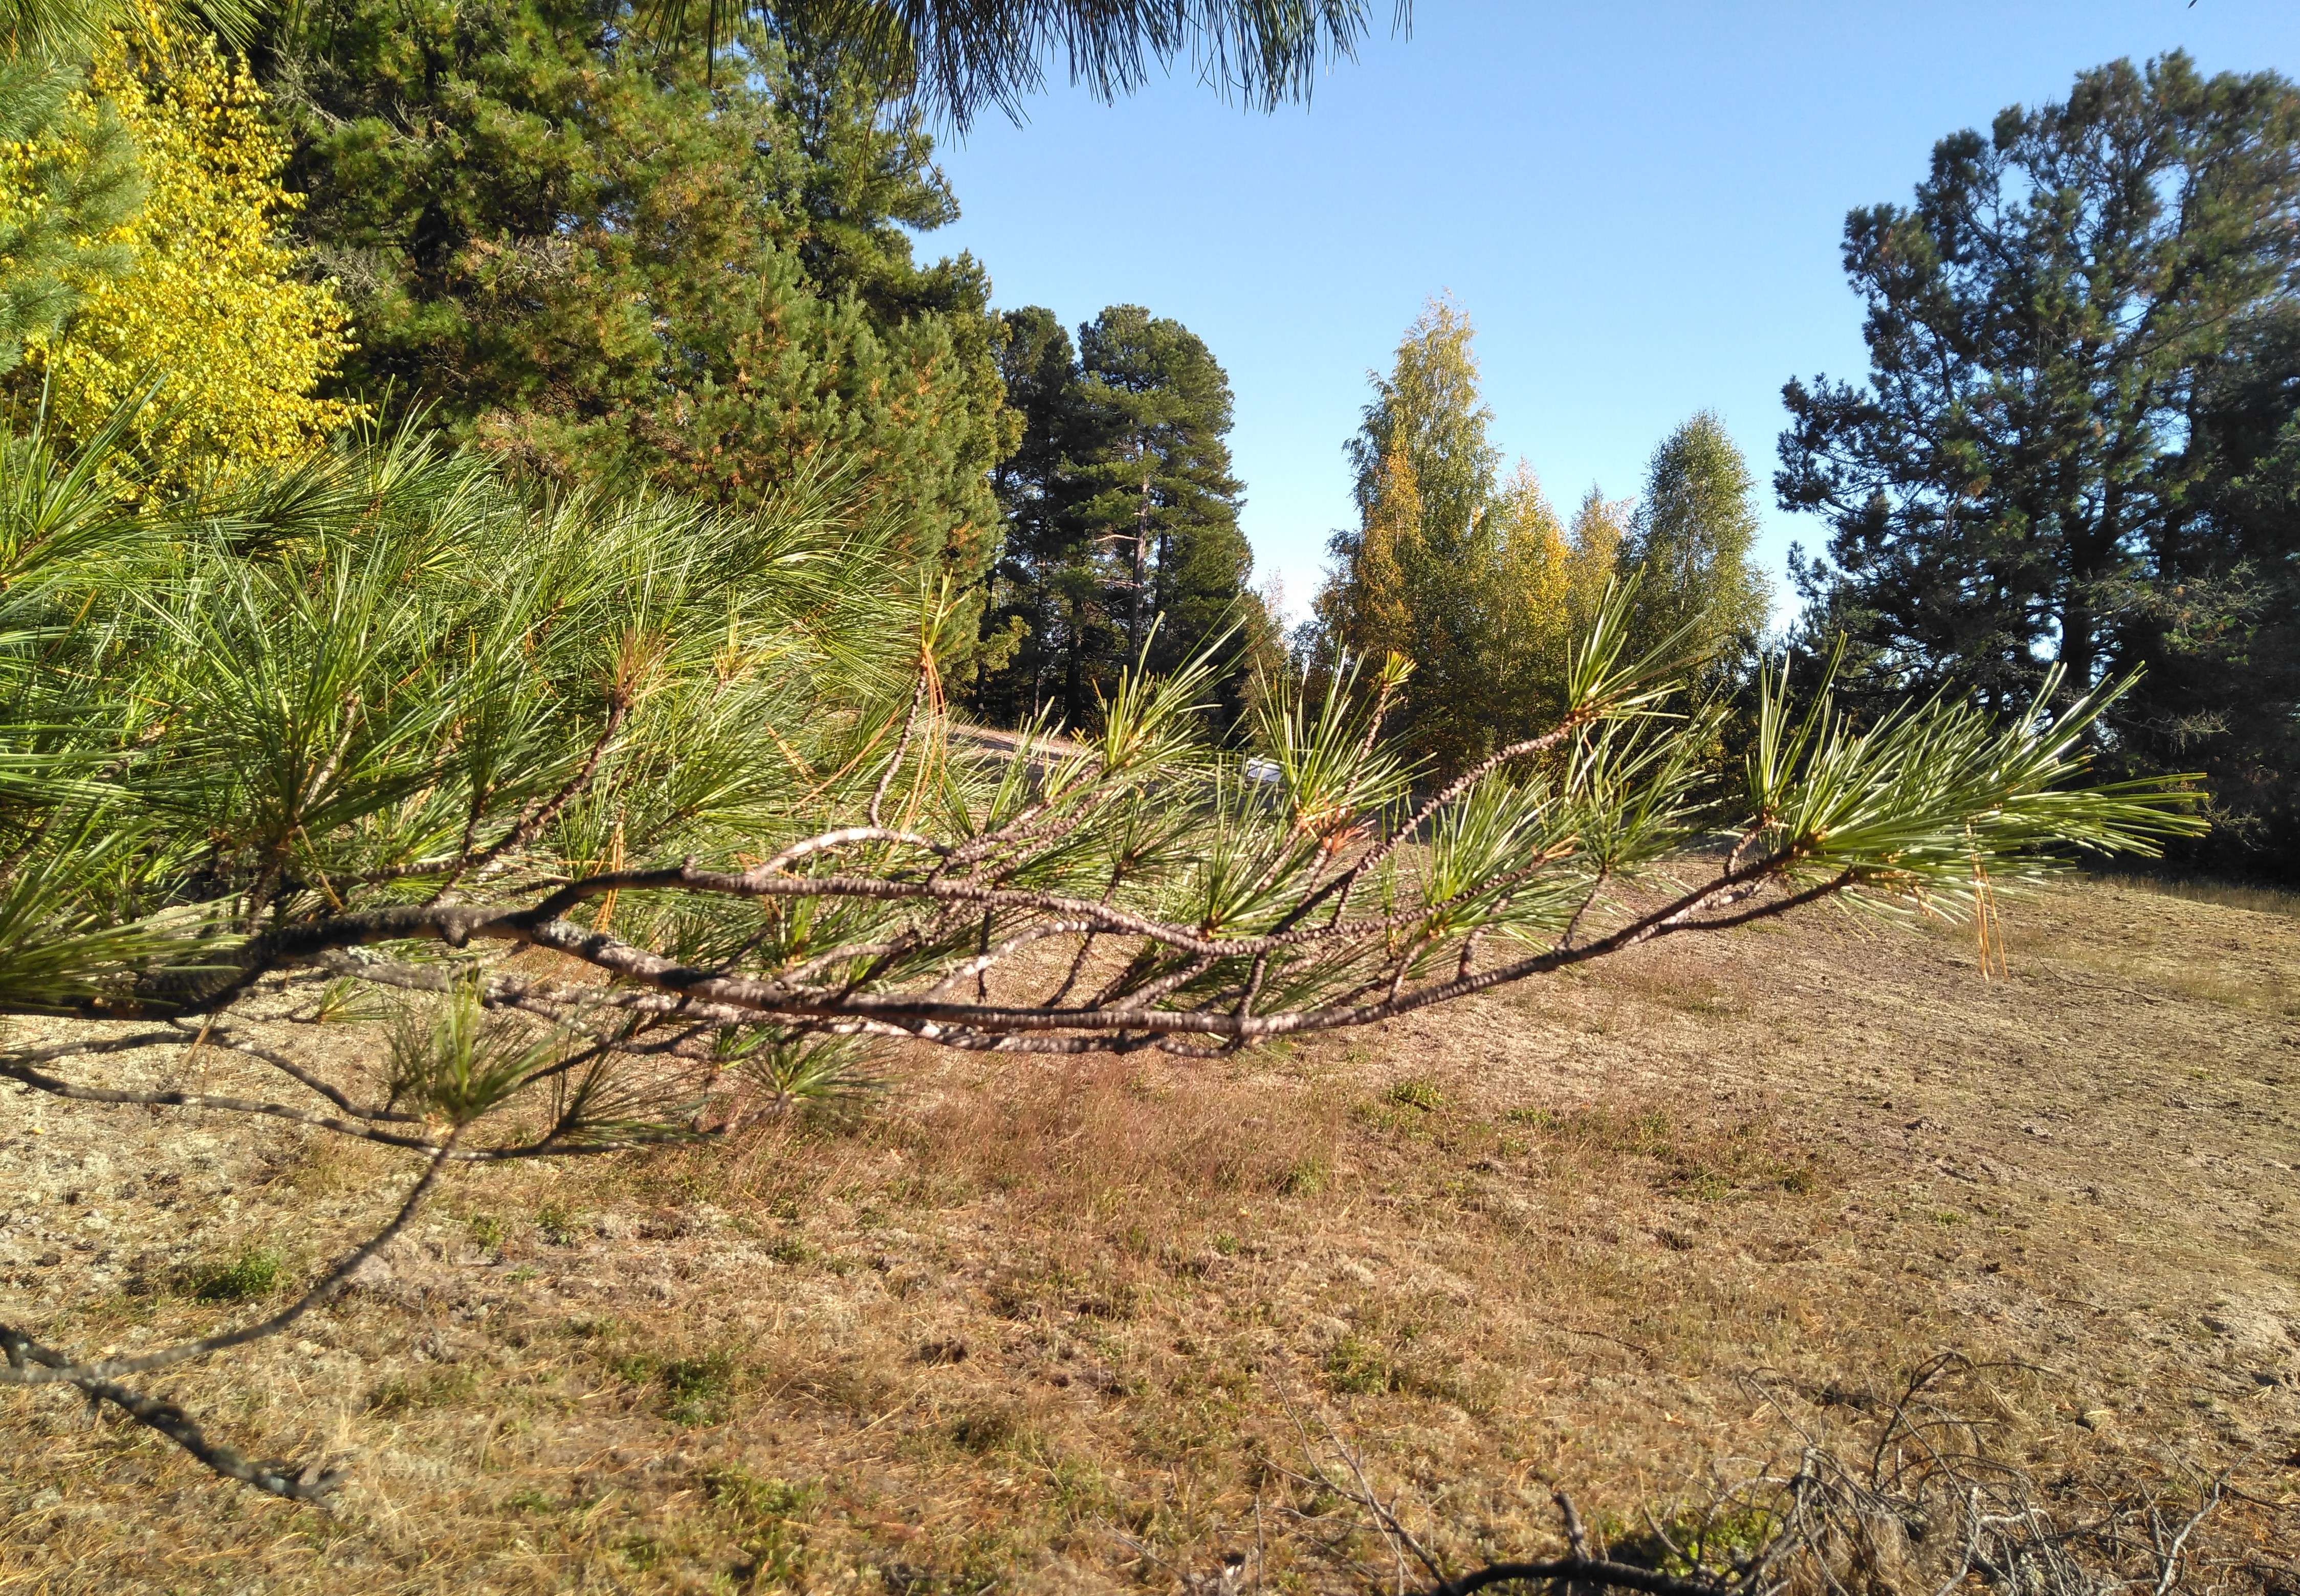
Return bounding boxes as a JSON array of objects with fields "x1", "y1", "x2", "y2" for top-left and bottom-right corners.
[
  {"x1": 708, "y1": 1468, "x2": 821, "y2": 1585},
  {"x1": 1279, "y1": 1156, "x2": 1328, "y2": 1196},
  {"x1": 661, "y1": 1353, "x2": 739, "y2": 1426},
  {"x1": 1323, "y1": 1335, "x2": 1393, "y2": 1396},
  {"x1": 950, "y1": 1403, "x2": 1030, "y2": 1455},
  {"x1": 535, "y1": 1203, "x2": 578, "y2": 1246},
  {"x1": 1212, "y1": 1231, "x2": 1240, "y2": 1255},
  {"x1": 608, "y1": 1349, "x2": 739, "y2": 1423},
  {"x1": 1043, "y1": 1456, "x2": 1115, "y2": 1524},
  {"x1": 468, "y1": 1213, "x2": 506, "y2": 1251},
  {"x1": 707, "y1": 1467, "x2": 822, "y2": 1524},
  {"x1": 188, "y1": 1245, "x2": 282, "y2": 1304},
  {"x1": 1386, "y1": 1078, "x2": 1443, "y2": 1112}
]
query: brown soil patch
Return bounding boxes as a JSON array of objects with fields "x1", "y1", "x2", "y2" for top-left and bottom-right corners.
[{"x1": 3, "y1": 878, "x2": 2295, "y2": 1592}]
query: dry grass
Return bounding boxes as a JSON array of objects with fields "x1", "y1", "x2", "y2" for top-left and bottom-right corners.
[
  {"x1": 3, "y1": 876, "x2": 2296, "y2": 1593},
  {"x1": 2089, "y1": 870, "x2": 2300, "y2": 922}
]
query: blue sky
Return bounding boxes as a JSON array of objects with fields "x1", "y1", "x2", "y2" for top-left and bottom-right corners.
[{"x1": 919, "y1": 1, "x2": 2300, "y2": 629}]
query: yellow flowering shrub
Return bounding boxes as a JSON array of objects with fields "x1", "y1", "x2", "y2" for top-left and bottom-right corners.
[{"x1": 4, "y1": 20, "x2": 360, "y2": 484}]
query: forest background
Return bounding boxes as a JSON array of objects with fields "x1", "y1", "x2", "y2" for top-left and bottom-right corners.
[{"x1": 4, "y1": 0, "x2": 2296, "y2": 877}]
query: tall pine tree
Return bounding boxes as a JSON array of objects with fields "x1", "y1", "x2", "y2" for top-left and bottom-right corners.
[
  {"x1": 253, "y1": 3, "x2": 1014, "y2": 657},
  {"x1": 1779, "y1": 52, "x2": 2300, "y2": 873},
  {"x1": 1779, "y1": 53, "x2": 2300, "y2": 713},
  {"x1": 1072, "y1": 305, "x2": 1252, "y2": 674},
  {"x1": 973, "y1": 303, "x2": 1263, "y2": 731}
]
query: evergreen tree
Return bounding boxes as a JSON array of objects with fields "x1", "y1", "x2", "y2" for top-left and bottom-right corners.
[
  {"x1": 253, "y1": 3, "x2": 1014, "y2": 653},
  {"x1": 1071, "y1": 305, "x2": 1249, "y2": 669},
  {"x1": 1618, "y1": 412, "x2": 1771, "y2": 667},
  {"x1": 1779, "y1": 53, "x2": 2300, "y2": 720},
  {"x1": 2117, "y1": 302, "x2": 2300, "y2": 877},
  {"x1": 0, "y1": 51, "x2": 140, "y2": 375},
  {"x1": 972, "y1": 302, "x2": 1260, "y2": 730}
]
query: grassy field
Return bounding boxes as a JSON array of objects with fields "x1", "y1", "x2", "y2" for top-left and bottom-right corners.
[{"x1": 2, "y1": 875, "x2": 2295, "y2": 1593}]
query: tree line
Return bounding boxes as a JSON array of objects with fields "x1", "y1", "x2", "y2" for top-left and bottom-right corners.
[
  {"x1": 1310, "y1": 56, "x2": 2300, "y2": 879},
  {"x1": 1309, "y1": 297, "x2": 1771, "y2": 777},
  {"x1": 13, "y1": 9, "x2": 2289, "y2": 879}
]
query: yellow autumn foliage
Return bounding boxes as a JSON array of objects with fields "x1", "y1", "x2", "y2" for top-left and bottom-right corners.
[
  {"x1": 2, "y1": 17, "x2": 359, "y2": 484},
  {"x1": 1479, "y1": 469, "x2": 1624, "y2": 731},
  {"x1": 1319, "y1": 299, "x2": 1639, "y2": 769},
  {"x1": 1330, "y1": 442, "x2": 1421, "y2": 662}
]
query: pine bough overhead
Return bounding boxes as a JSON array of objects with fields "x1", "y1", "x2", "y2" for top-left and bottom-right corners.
[{"x1": 0, "y1": 419, "x2": 2198, "y2": 1501}]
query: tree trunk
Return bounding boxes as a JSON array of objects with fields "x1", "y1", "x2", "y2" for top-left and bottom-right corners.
[{"x1": 1131, "y1": 449, "x2": 1151, "y2": 658}]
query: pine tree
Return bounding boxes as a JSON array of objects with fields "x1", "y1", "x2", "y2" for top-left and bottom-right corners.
[
  {"x1": 971, "y1": 303, "x2": 1260, "y2": 731},
  {"x1": 254, "y1": 3, "x2": 1014, "y2": 653},
  {"x1": 1780, "y1": 53, "x2": 2300, "y2": 719},
  {"x1": 1071, "y1": 306, "x2": 1249, "y2": 668}
]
